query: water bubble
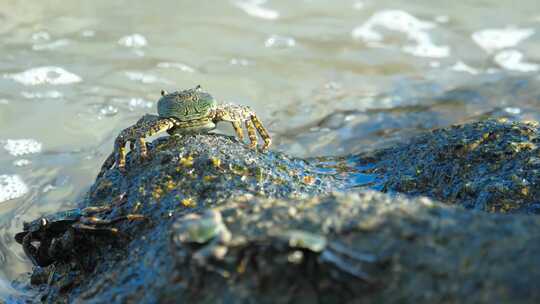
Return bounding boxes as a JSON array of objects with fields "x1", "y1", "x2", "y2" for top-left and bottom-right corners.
[
  {"x1": 434, "y1": 15, "x2": 449, "y2": 23},
  {"x1": 99, "y1": 105, "x2": 118, "y2": 117},
  {"x1": 472, "y1": 27, "x2": 535, "y2": 53},
  {"x1": 13, "y1": 159, "x2": 31, "y2": 167},
  {"x1": 128, "y1": 98, "x2": 153, "y2": 110},
  {"x1": 494, "y1": 50, "x2": 539, "y2": 72},
  {"x1": 125, "y1": 71, "x2": 169, "y2": 84},
  {"x1": 21, "y1": 90, "x2": 63, "y2": 99},
  {"x1": 156, "y1": 62, "x2": 196, "y2": 73},
  {"x1": 352, "y1": 10, "x2": 450, "y2": 58},
  {"x1": 233, "y1": 0, "x2": 279, "y2": 20},
  {"x1": 1, "y1": 139, "x2": 42, "y2": 156},
  {"x1": 265, "y1": 35, "x2": 296, "y2": 48},
  {"x1": 451, "y1": 61, "x2": 479, "y2": 75},
  {"x1": 31, "y1": 31, "x2": 50, "y2": 42},
  {"x1": 0, "y1": 175, "x2": 28, "y2": 203},
  {"x1": 504, "y1": 107, "x2": 521, "y2": 115},
  {"x1": 5, "y1": 66, "x2": 82, "y2": 85},
  {"x1": 230, "y1": 58, "x2": 251, "y2": 66},
  {"x1": 81, "y1": 30, "x2": 95, "y2": 37},
  {"x1": 32, "y1": 39, "x2": 70, "y2": 51},
  {"x1": 118, "y1": 34, "x2": 148, "y2": 48}
]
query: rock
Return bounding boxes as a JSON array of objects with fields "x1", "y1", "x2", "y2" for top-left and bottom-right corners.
[
  {"x1": 12, "y1": 123, "x2": 540, "y2": 303},
  {"x1": 364, "y1": 119, "x2": 540, "y2": 213},
  {"x1": 32, "y1": 192, "x2": 540, "y2": 303}
]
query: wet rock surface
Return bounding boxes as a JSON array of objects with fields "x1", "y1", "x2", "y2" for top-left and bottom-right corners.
[
  {"x1": 365, "y1": 119, "x2": 540, "y2": 213},
  {"x1": 11, "y1": 122, "x2": 540, "y2": 303}
]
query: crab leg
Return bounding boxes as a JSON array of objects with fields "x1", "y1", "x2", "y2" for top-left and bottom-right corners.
[
  {"x1": 78, "y1": 214, "x2": 145, "y2": 226},
  {"x1": 71, "y1": 223, "x2": 120, "y2": 235},
  {"x1": 250, "y1": 114, "x2": 271, "y2": 151},
  {"x1": 213, "y1": 103, "x2": 271, "y2": 150},
  {"x1": 81, "y1": 205, "x2": 112, "y2": 216},
  {"x1": 98, "y1": 115, "x2": 176, "y2": 176},
  {"x1": 231, "y1": 121, "x2": 245, "y2": 141},
  {"x1": 245, "y1": 119, "x2": 258, "y2": 149},
  {"x1": 22, "y1": 233, "x2": 54, "y2": 267},
  {"x1": 22, "y1": 233, "x2": 39, "y2": 266}
]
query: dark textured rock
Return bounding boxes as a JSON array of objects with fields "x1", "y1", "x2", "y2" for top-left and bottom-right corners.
[
  {"x1": 363, "y1": 119, "x2": 540, "y2": 213},
  {"x1": 32, "y1": 192, "x2": 540, "y2": 303},
  {"x1": 12, "y1": 122, "x2": 540, "y2": 303}
]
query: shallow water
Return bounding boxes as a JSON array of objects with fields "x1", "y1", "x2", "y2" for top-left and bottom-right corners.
[{"x1": 1, "y1": 0, "x2": 540, "y2": 298}]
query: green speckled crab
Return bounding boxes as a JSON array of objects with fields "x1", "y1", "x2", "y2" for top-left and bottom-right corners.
[{"x1": 99, "y1": 86, "x2": 271, "y2": 176}]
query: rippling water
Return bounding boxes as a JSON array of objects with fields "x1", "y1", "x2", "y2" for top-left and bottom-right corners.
[{"x1": 1, "y1": 0, "x2": 540, "y2": 298}]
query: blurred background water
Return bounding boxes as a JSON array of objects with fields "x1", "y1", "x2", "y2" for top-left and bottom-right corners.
[{"x1": 1, "y1": 0, "x2": 540, "y2": 298}]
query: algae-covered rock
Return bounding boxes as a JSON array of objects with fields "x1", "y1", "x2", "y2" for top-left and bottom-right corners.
[
  {"x1": 12, "y1": 122, "x2": 540, "y2": 303},
  {"x1": 88, "y1": 134, "x2": 343, "y2": 220},
  {"x1": 364, "y1": 119, "x2": 540, "y2": 213},
  {"x1": 32, "y1": 192, "x2": 540, "y2": 303}
]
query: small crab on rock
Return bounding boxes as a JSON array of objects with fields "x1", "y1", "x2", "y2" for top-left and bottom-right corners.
[{"x1": 99, "y1": 85, "x2": 272, "y2": 176}]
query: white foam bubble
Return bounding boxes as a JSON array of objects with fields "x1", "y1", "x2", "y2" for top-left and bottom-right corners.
[
  {"x1": 494, "y1": 50, "x2": 539, "y2": 72},
  {"x1": 118, "y1": 34, "x2": 148, "y2": 48},
  {"x1": 99, "y1": 105, "x2": 118, "y2": 117},
  {"x1": 352, "y1": 10, "x2": 449, "y2": 58},
  {"x1": 81, "y1": 30, "x2": 95, "y2": 37},
  {"x1": 472, "y1": 27, "x2": 535, "y2": 53},
  {"x1": 31, "y1": 31, "x2": 50, "y2": 42},
  {"x1": 5, "y1": 66, "x2": 82, "y2": 85},
  {"x1": 434, "y1": 15, "x2": 449, "y2": 23},
  {"x1": 504, "y1": 107, "x2": 521, "y2": 115},
  {"x1": 0, "y1": 175, "x2": 28, "y2": 203},
  {"x1": 21, "y1": 90, "x2": 63, "y2": 99},
  {"x1": 265, "y1": 35, "x2": 296, "y2": 48},
  {"x1": 2, "y1": 139, "x2": 42, "y2": 156},
  {"x1": 32, "y1": 39, "x2": 70, "y2": 51},
  {"x1": 230, "y1": 58, "x2": 251, "y2": 66},
  {"x1": 451, "y1": 61, "x2": 479, "y2": 75},
  {"x1": 13, "y1": 159, "x2": 31, "y2": 167},
  {"x1": 233, "y1": 0, "x2": 279, "y2": 20},
  {"x1": 128, "y1": 98, "x2": 153, "y2": 110},
  {"x1": 157, "y1": 62, "x2": 196, "y2": 73},
  {"x1": 125, "y1": 71, "x2": 168, "y2": 84}
]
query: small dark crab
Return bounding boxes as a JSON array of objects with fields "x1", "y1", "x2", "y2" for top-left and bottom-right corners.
[
  {"x1": 15, "y1": 203, "x2": 144, "y2": 267},
  {"x1": 98, "y1": 85, "x2": 272, "y2": 176}
]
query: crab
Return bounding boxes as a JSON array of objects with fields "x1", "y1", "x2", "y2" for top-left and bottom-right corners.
[
  {"x1": 15, "y1": 203, "x2": 144, "y2": 267},
  {"x1": 99, "y1": 85, "x2": 271, "y2": 176}
]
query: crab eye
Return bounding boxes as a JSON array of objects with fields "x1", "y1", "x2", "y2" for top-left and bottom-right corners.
[
  {"x1": 195, "y1": 85, "x2": 202, "y2": 91},
  {"x1": 40, "y1": 218, "x2": 48, "y2": 227},
  {"x1": 161, "y1": 89, "x2": 168, "y2": 96}
]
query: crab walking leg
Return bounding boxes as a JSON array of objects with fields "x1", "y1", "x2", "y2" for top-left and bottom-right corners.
[
  {"x1": 22, "y1": 233, "x2": 54, "y2": 266},
  {"x1": 114, "y1": 136, "x2": 128, "y2": 170},
  {"x1": 22, "y1": 234, "x2": 39, "y2": 266},
  {"x1": 72, "y1": 223, "x2": 120, "y2": 235},
  {"x1": 213, "y1": 103, "x2": 271, "y2": 149},
  {"x1": 231, "y1": 121, "x2": 245, "y2": 141},
  {"x1": 250, "y1": 114, "x2": 271, "y2": 150},
  {"x1": 79, "y1": 214, "x2": 145, "y2": 226},
  {"x1": 245, "y1": 119, "x2": 258, "y2": 148},
  {"x1": 81, "y1": 205, "x2": 112, "y2": 215},
  {"x1": 97, "y1": 152, "x2": 116, "y2": 178},
  {"x1": 137, "y1": 138, "x2": 148, "y2": 159},
  {"x1": 113, "y1": 118, "x2": 176, "y2": 171}
]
